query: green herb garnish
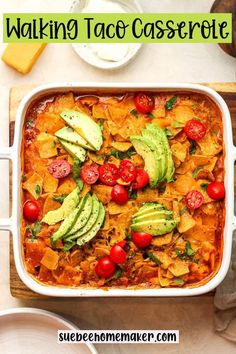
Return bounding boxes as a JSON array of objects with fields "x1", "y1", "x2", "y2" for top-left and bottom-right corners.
[
  {"x1": 114, "y1": 267, "x2": 123, "y2": 279},
  {"x1": 175, "y1": 241, "x2": 196, "y2": 260},
  {"x1": 128, "y1": 189, "x2": 137, "y2": 200},
  {"x1": 180, "y1": 206, "x2": 187, "y2": 216},
  {"x1": 147, "y1": 252, "x2": 162, "y2": 266},
  {"x1": 63, "y1": 241, "x2": 76, "y2": 252},
  {"x1": 130, "y1": 109, "x2": 138, "y2": 118},
  {"x1": 173, "y1": 278, "x2": 185, "y2": 285},
  {"x1": 53, "y1": 194, "x2": 68, "y2": 204},
  {"x1": 27, "y1": 221, "x2": 42, "y2": 241},
  {"x1": 201, "y1": 183, "x2": 208, "y2": 191},
  {"x1": 25, "y1": 119, "x2": 33, "y2": 129},
  {"x1": 125, "y1": 227, "x2": 132, "y2": 241},
  {"x1": 192, "y1": 165, "x2": 204, "y2": 179},
  {"x1": 35, "y1": 185, "x2": 41, "y2": 197},
  {"x1": 157, "y1": 184, "x2": 166, "y2": 193},
  {"x1": 165, "y1": 96, "x2": 177, "y2": 110},
  {"x1": 72, "y1": 158, "x2": 82, "y2": 183},
  {"x1": 110, "y1": 147, "x2": 136, "y2": 160},
  {"x1": 164, "y1": 128, "x2": 174, "y2": 138},
  {"x1": 189, "y1": 140, "x2": 197, "y2": 155},
  {"x1": 21, "y1": 175, "x2": 27, "y2": 182},
  {"x1": 98, "y1": 118, "x2": 105, "y2": 131},
  {"x1": 146, "y1": 112, "x2": 154, "y2": 119}
]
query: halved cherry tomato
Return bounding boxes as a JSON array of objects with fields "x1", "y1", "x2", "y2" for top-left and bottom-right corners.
[
  {"x1": 98, "y1": 163, "x2": 119, "y2": 186},
  {"x1": 48, "y1": 159, "x2": 71, "y2": 179},
  {"x1": 185, "y1": 190, "x2": 204, "y2": 210},
  {"x1": 23, "y1": 200, "x2": 40, "y2": 222},
  {"x1": 110, "y1": 245, "x2": 126, "y2": 264},
  {"x1": 118, "y1": 160, "x2": 137, "y2": 183},
  {"x1": 117, "y1": 240, "x2": 126, "y2": 248},
  {"x1": 184, "y1": 119, "x2": 206, "y2": 141},
  {"x1": 132, "y1": 232, "x2": 153, "y2": 248},
  {"x1": 135, "y1": 93, "x2": 155, "y2": 114},
  {"x1": 132, "y1": 169, "x2": 149, "y2": 189},
  {"x1": 206, "y1": 182, "x2": 225, "y2": 200},
  {"x1": 95, "y1": 256, "x2": 116, "y2": 278},
  {"x1": 111, "y1": 184, "x2": 129, "y2": 205},
  {"x1": 80, "y1": 164, "x2": 99, "y2": 185}
]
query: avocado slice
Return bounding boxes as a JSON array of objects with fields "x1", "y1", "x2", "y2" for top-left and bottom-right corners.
[
  {"x1": 51, "y1": 196, "x2": 87, "y2": 243},
  {"x1": 77, "y1": 203, "x2": 105, "y2": 246},
  {"x1": 132, "y1": 210, "x2": 173, "y2": 223},
  {"x1": 66, "y1": 194, "x2": 100, "y2": 240},
  {"x1": 146, "y1": 124, "x2": 175, "y2": 182},
  {"x1": 130, "y1": 136, "x2": 160, "y2": 187},
  {"x1": 42, "y1": 186, "x2": 81, "y2": 225},
  {"x1": 131, "y1": 219, "x2": 177, "y2": 236},
  {"x1": 55, "y1": 127, "x2": 95, "y2": 151},
  {"x1": 58, "y1": 138, "x2": 86, "y2": 162},
  {"x1": 60, "y1": 110, "x2": 103, "y2": 151},
  {"x1": 142, "y1": 128, "x2": 166, "y2": 182},
  {"x1": 65, "y1": 194, "x2": 93, "y2": 236},
  {"x1": 133, "y1": 203, "x2": 164, "y2": 218}
]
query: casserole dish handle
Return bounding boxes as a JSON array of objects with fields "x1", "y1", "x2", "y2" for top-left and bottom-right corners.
[{"x1": 0, "y1": 147, "x2": 12, "y2": 231}]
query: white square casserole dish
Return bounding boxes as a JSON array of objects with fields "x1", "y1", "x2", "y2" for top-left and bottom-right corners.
[{"x1": 0, "y1": 82, "x2": 235, "y2": 297}]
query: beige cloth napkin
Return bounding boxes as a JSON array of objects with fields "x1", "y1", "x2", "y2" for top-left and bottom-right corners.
[{"x1": 214, "y1": 234, "x2": 236, "y2": 342}]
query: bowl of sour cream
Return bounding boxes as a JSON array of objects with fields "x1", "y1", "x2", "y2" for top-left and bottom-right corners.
[{"x1": 70, "y1": 0, "x2": 143, "y2": 69}]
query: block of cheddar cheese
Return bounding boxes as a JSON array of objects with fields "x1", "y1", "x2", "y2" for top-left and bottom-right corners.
[{"x1": 2, "y1": 43, "x2": 47, "y2": 74}]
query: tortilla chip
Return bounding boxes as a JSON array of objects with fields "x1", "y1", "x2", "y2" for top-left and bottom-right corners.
[
  {"x1": 197, "y1": 133, "x2": 222, "y2": 156},
  {"x1": 172, "y1": 105, "x2": 195, "y2": 125},
  {"x1": 36, "y1": 133, "x2": 58, "y2": 159},
  {"x1": 152, "y1": 232, "x2": 173, "y2": 247},
  {"x1": 43, "y1": 195, "x2": 61, "y2": 215},
  {"x1": 167, "y1": 173, "x2": 197, "y2": 195},
  {"x1": 168, "y1": 259, "x2": 189, "y2": 277},
  {"x1": 36, "y1": 112, "x2": 65, "y2": 134},
  {"x1": 43, "y1": 172, "x2": 58, "y2": 193},
  {"x1": 41, "y1": 247, "x2": 59, "y2": 270},
  {"x1": 178, "y1": 210, "x2": 196, "y2": 233},
  {"x1": 23, "y1": 172, "x2": 43, "y2": 199},
  {"x1": 137, "y1": 189, "x2": 159, "y2": 204},
  {"x1": 111, "y1": 141, "x2": 132, "y2": 152},
  {"x1": 57, "y1": 177, "x2": 77, "y2": 194},
  {"x1": 108, "y1": 104, "x2": 128, "y2": 124},
  {"x1": 185, "y1": 224, "x2": 215, "y2": 242},
  {"x1": 171, "y1": 141, "x2": 188, "y2": 162},
  {"x1": 92, "y1": 185, "x2": 112, "y2": 204},
  {"x1": 108, "y1": 201, "x2": 138, "y2": 215}
]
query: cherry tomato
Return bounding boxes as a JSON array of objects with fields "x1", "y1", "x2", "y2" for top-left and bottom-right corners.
[
  {"x1": 23, "y1": 200, "x2": 40, "y2": 222},
  {"x1": 80, "y1": 164, "x2": 99, "y2": 185},
  {"x1": 48, "y1": 159, "x2": 71, "y2": 179},
  {"x1": 206, "y1": 182, "x2": 225, "y2": 200},
  {"x1": 117, "y1": 240, "x2": 126, "y2": 248},
  {"x1": 110, "y1": 245, "x2": 126, "y2": 264},
  {"x1": 184, "y1": 119, "x2": 206, "y2": 141},
  {"x1": 134, "y1": 93, "x2": 155, "y2": 114},
  {"x1": 118, "y1": 160, "x2": 137, "y2": 183},
  {"x1": 95, "y1": 256, "x2": 116, "y2": 278},
  {"x1": 98, "y1": 163, "x2": 119, "y2": 186},
  {"x1": 185, "y1": 190, "x2": 204, "y2": 210},
  {"x1": 111, "y1": 184, "x2": 129, "y2": 205},
  {"x1": 132, "y1": 232, "x2": 153, "y2": 248},
  {"x1": 132, "y1": 169, "x2": 149, "y2": 189}
]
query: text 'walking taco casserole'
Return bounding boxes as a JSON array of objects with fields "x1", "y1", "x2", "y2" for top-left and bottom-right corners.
[{"x1": 21, "y1": 91, "x2": 225, "y2": 288}]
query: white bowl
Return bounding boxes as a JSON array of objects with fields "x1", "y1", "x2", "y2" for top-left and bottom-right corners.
[{"x1": 70, "y1": 0, "x2": 143, "y2": 70}]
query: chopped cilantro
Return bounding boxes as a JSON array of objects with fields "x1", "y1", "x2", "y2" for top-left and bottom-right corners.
[
  {"x1": 189, "y1": 140, "x2": 197, "y2": 155},
  {"x1": 165, "y1": 96, "x2": 177, "y2": 110},
  {"x1": 175, "y1": 241, "x2": 196, "y2": 260},
  {"x1": 192, "y1": 165, "x2": 204, "y2": 178},
  {"x1": 146, "y1": 112, "x2": 154, "y2": 119},
  {"x1": 25, "y1": 119, "x2": 33, "y2": 129},
  {"x1": 164, "y1": 128, "x2": 174, "y2": 138},
  {"x1": 27, "y1": 221, "x2": 42, "y2": 241},
  {"x1": 114, "y1": 267, "x2": 123, "y2": 279},
  {"x1": 157, "y1": 184, "x2": 166, "y2": 193},
  {"x1": 53, "y1": 194, "x2": 68, "y2": 204},
  {"x1": 128, "y1": 189, "x2": 137, "y2": 200},
  {"x1": 173, "y1": 278, "x2": 185, "y2": 285},
  {"x1": 125, "y1": 228, "x2": 132, "y2": 241},
  {"x1": 35, "y1": 185, "x2": 41, "y2": 197},
  {"x1": 201, "y1": 183, "x2": 208, "y2": 191},
  {"x1": 63, "y1": 241, "x2": 76, "y2": 252},
  {"x1": 110, "y1": 147, "x2": 136, "y2": 160},
  {"x1": 147, "y1": 252, "x2": 162, "y2": 266},
  {"x1": 180, "y1": 206, "x2": 187, "y2": 216},
  {"x1": 130, "y1": 109, "x2": 138, "y2": 118},
  {"x1": 72, "y1": 158, "x2": 82, "y2": 183},
  {"x1": 21, "y1": 175, "x2": 27, "y2": 182},
  {"x1": 98, "y1": 118, "x2": 105, "y2": 131}
]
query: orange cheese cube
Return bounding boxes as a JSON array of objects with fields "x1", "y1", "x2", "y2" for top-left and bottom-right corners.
[{"x1": 2, "y1": 43, "x2": 47, "y2": 74}]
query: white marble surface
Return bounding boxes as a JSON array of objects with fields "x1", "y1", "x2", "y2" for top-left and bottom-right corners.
[{"x1": 0, "y1": 0, "x2": 236, "y2": 353}]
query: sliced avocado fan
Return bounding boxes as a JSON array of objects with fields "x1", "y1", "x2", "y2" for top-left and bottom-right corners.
[
  {"x1": 51, "y1": 194, "x2": 105, "y2": 247},
  {"x1": 42, "y1": 185, "x2": 82, "y2": 225},
  {"x1": 130, "y1": 123, "x2": 175, "y2": 186},
  {"x1": 131, "y1": 202, "x2": 178, "y2": 236}
]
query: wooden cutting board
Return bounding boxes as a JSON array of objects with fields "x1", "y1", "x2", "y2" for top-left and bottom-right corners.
[{"x1": 9, "y1": 83, "x2": 236, "y2": 299}]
